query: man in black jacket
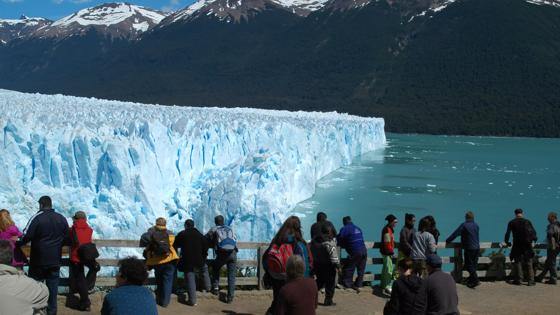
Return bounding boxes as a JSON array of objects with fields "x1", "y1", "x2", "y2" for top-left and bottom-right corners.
[
  {"x1": 425, "y1": 254, "x2": 459, "y2": 315},
  {"x1": 17, "y1": 196, "x2": 69, "y2": 315},
  {"x1": 174, "y1": 219, "x2": 211, "y2": 306},
  {"x1": 310, "y1": 212, "x2": 336, "y2": 240},
  {"x1": 384, "y1": 257, "x2": 427, "y2": 315},
  {"x1": 398, "y1": 213, "x2": 416, "y2": 260},
  {"x1": 504, "y1": 208, "x2": 537, "y2": 286}
]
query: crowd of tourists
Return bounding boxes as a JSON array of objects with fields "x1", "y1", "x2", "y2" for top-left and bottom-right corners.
[{"x1": 0, "y1": 195, "x2": 559, "y2": 315}]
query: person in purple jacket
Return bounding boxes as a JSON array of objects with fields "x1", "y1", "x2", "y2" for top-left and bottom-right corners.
[
  {"x1": 0, "y1": 209, "x2": 26, "y2": 268},
  {"x1": 337, "y1": 216, "x2": 367, "y2": 291}
]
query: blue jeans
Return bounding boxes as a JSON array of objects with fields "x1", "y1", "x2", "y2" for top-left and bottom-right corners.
[
  {"x1": 212, "y1": 250, "x2": 237, "y2": 299},
  {"x1": 185, "y1": 264, "x2": 211, "y2": 304},
  {"x1": 29, "y1": 265, "x2": 60, "y2": 315},
  {"x1": 154, "y1": 262, "x2": 176, "y2": 307}
]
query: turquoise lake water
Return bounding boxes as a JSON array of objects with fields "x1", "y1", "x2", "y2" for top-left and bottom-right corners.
[{"x1": 295, "y1": 133, "x2": 560, "y2": 246}]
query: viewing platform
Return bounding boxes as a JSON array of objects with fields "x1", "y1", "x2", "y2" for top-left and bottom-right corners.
[{"x1": 21, "y1": 239, "x2": 559, "y2": 314}]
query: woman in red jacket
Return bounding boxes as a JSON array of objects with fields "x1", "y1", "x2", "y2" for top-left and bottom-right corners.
[
  {"x1": 69, "y1": 211, "x2": 100, "y2": 311},
  {"x1": 380, "y1": 214, "x2": 398, "y2": 295}
]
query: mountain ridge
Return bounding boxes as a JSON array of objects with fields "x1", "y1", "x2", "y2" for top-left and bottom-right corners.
[{"x1": 1, "y1": 0, "x2": 560, "y2": 137}]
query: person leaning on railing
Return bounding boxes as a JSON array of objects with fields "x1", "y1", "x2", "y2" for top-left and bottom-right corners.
[
  {"x1": 139, "y1": 217, "x2": 179, "y2": 307},
  {"x1": 336, "y1": 216, "x2": 367, "y2": 291},
  {"x1": 173, "y1": 218, "x2": 211, "y2": 306},
  {"x1": 68, "y1": 211, "x2": 100, "y2": 312},
  {"x1": 445, "y1": 211, "x2": 480, "y2": 288},
  {"x1": 504, "y1": 208, "x2": 537, "y2": 286},
  {"x1": 17, "y1": 196, "x2": 69, "y2": 315}
]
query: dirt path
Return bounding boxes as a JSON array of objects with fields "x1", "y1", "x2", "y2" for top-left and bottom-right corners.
[{"x1": 58, "y1": 281, "x2": 559, "y2": 315}]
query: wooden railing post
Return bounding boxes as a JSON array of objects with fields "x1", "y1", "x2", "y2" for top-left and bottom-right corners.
[
  {"x1": 453, "y1": 245, "x2": 463, "y2": 282},
  {"x1": 257, "y1": 246, "x2": 267, "y2": 290}
]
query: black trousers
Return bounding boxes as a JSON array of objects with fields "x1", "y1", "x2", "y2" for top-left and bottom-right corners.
[
  {"x1": 463, "y1": 249, "x2": 480, "y2": 285},
  {"x1": 315, "y1": 263, "x2": 336, "y2": 300},
  {"x1": 341, "y1": 250, "x2": 367, "y2": 288},
  {"x1": 538, "y1": 249, "x2": 559, "y2": 280},
  {"x1": 511, "y1": 253, "x2": 534, "y2": 283},
  {"x1": 267, "y1": 277, "x2": 286, "y2": 314},
  {"x1": 69, "y1": 261, "x2": 99, "y2": 307}
]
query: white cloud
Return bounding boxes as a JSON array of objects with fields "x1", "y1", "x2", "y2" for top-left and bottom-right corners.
[{"x1": 3, "y1": 0, "x2": 25, "y2": 4}]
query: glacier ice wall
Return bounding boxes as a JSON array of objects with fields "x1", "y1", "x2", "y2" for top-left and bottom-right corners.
[{"x1": 0, "y1": 89, "x2": 385, "y2": 242}]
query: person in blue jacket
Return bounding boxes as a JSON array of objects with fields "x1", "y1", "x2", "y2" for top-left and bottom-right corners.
[
  {"x1": 336, "y1": 216, "x2": 367, "y2": 291},
  {"x1": 445, "y1": 210, "x2": 480, "y2": 288}
]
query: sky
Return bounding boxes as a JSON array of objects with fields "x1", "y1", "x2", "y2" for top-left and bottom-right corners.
[{"x1": 0, "y1": 0, "x2": 195, "y2": 20}]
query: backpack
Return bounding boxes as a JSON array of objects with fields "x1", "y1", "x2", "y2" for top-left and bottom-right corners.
[
  {"x1": 72, "y1": 228, "x2": 99, "y2": 262},
  {"x1": 524, "y1": 220, "x2": 537, "y2": 244},
  {"x1": 150, "y1": 229, "x2": 171, "y2": 257},
  {"x1": 215, "y1": 225, "x2": 237, "y2": 252},
  {"x1": 265, "y1": 243, "x2": 294, "y2": 280}
]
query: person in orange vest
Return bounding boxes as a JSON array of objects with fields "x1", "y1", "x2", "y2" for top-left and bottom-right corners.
[{"x1": 380, "y1": 214, "x2": 397, "y2": 295}]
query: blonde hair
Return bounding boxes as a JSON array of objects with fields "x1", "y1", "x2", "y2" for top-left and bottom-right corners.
[{"x1": 0, "y1": 209, "x2": 15, "y2": 232}]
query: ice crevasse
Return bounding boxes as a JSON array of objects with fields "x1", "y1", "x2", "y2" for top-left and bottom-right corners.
[{"x1": 0, "y1": 89, "x2": 386, "y2": 243}]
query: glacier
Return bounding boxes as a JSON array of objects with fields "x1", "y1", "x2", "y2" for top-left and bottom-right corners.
[{"x1": 0, "y1": 89, "x2": 385, "y2": 243}]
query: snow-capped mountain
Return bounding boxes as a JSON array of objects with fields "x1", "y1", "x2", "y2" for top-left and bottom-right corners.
[
  {"x1": 0, "y1": 16, "x2": 51, "y2": 44},
  {"x1": 163, "y1": 0, "x2": 283, "y2": 24},
  {"x1": 164, "y1": 0, "x2": 327, "y2": 24},
  {"x1": 32, "y1": 2, "x2": 167, "y2": 40}
]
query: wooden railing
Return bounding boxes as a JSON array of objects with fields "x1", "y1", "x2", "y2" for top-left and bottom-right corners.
[{"x1": 25, "y1": 240, "x2": 553, "y2": 288}]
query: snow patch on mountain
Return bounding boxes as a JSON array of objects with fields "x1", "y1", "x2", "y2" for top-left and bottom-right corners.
[
  {"x1": 0, "y1": 89, "x2": 385, "y2": 243},
  {"x1": 52, "y1": 3, "x2": 165, "y2": 27},
  {"x1": 168, "y1": 0, "x2": 327, "y2": 23},
  {"x1": 525, "y1": 0, "x2": 560, "y2": 8},
  {"x1": 407, "y1": 0, "x2": 456, "y2": 23},
  {"x1": 273, "y1": 0, "x2": 330, "y2": 13},
  {"x1": 0, "y1": 17, "x2": 49, "y2": 26},
  {"x1": 0, "y1": 16, "x2": 52, "y2": 43}
]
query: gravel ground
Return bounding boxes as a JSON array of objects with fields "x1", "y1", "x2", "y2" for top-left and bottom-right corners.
[{"x1": 58, "y1": 281, "x2": 560, "y2": 315}]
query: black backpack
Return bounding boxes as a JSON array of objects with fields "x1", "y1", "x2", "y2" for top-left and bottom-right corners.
[
  {"x1": 150, "y1": 229, "x2": 171, "y2": 257},
  {"x1": 524, "y1": 220, "x2": 537, "y2": 244},
  {"x1": 72, "y1": 228, "x2": 99, "y2": 262}
]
